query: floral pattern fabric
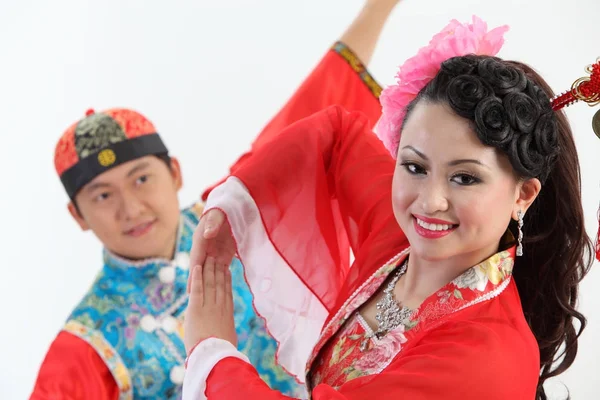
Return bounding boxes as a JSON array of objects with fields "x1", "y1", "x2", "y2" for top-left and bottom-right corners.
[{"x1": 309, "y1": 248, "x2": 515, "y2": 390}]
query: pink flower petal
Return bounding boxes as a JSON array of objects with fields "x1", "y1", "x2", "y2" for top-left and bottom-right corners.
[
  {"x1": 480, "y1": 25, "x2": 510, "y2": 55},
  {"x1": 377, "y1": 16, "x2": 509, "y2": 158}
]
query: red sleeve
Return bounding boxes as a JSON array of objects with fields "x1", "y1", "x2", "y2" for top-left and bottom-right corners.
[
  {"x1": 230, "y1": 105, "x2": 404, "y2": 311},
  {"x1": 204, "y1": 318, "x2": 538, "y2": 400},
  {"x1": 201, "y1": 42, "x2": 382, "y2": 201},
  {"x1": 241, "y1": 42, "x2": 382, "y2": 153},
  {"x1": 202, "y1": 106, "x2": 404, "y2": 380},
  {"x1": 29, "y1": 331, "x2": 119, "y2": 400}
]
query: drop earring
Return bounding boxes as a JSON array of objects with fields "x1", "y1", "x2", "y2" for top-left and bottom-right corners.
[{"x1": 516, "y1": 210, "x2": 524, "y2": 257}]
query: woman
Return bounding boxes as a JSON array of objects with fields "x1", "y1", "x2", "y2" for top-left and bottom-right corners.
[{"x1": 182, "y1": 17, "x2": 596, "y2": 400}]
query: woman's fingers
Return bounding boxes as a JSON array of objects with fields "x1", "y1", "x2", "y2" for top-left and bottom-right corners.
[
  {"x1": 203, "y1": 209, "x2": 225, "y2": 239},
  {"x1": 224, "y1": 265, "x2": 233, "y2": 312},
  {"x1": 189, "y1": 264, "x2": 204, "y2": 307},
  {"x1": 203, "y1": 256, "x2": 217, "y2": 303},
  {"x1": 215, "y1": 261, "x2": 226, "y2": 307}
]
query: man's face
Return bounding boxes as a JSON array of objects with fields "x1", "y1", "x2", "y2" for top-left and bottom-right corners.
[{"x1": 69, "y1": 155, "x2": 183, "y2": 260}]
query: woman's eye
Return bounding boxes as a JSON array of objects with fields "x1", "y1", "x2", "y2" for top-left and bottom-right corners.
[
  {"x1": 451, "y1": 174, "x2": 480, "y2": 186},
  {"x1": 403, "y1": 163, "x2": 426, "y2": 175}
]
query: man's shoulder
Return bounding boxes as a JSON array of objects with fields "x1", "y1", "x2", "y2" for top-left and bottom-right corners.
[{"x1": 65, "y1": 271, "x2": 123, "y2": 331}]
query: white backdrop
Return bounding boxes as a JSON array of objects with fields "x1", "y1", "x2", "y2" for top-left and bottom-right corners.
[{"x1": 1, "y1": 0, "x2": 598, "y2": 398}]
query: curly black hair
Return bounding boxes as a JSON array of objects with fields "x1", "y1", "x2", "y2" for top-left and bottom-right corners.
[{"x1": 402, "y1": 54, "x2": 593, "y2": 400}]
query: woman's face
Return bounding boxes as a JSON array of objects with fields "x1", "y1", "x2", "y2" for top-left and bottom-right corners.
[{"x1": 392, "y1": 101, "x2": 523, "y2": 265}]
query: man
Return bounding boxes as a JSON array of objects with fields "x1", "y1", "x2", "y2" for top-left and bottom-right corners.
[{"x1": 30, "y1": 1, "x2": 400, "y2": 398}]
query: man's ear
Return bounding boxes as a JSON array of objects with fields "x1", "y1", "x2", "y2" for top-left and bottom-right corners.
[
  {"x1": 68, "y1": 202, "x2": 90, "y2": 231},
  {"x1": 169, "y1": 156, "x2": 183, "y2": 191}
]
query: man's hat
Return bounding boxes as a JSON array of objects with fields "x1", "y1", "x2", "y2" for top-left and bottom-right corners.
[{"x1": 54, "y1": 108, "x2": 169, "y2": 198}]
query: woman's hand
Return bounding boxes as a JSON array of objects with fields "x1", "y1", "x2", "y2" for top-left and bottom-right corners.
[
  {"x1": 185, "y1": 208, "x2": 238, "y2": 354},
  {"x1": 184, "y1": 256, "x2": 237, "y2": 354},
  {"x1": 188, "y1": 208, "x2": 236, "y2": 293}
]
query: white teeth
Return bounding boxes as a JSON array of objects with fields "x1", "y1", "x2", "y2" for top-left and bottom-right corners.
[{"x1": 416, "y1": 218, "x2": 454, "y2": 231}]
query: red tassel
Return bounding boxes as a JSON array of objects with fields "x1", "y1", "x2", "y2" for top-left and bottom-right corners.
[
  {"x1": 550, "y1": 59, "x2": 600, "y2": 260},
  {"x1": 551, "y1": 58, "x2": 600, "y2": 112}
]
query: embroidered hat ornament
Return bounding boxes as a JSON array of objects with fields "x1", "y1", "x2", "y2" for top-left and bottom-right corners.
[{"x1": 54, "y1": 108, "x2": 169, "y2": 199}]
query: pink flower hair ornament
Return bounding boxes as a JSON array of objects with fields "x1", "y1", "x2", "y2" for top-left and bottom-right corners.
[{"x1": 375, "y1": 15, "x2": 510, "y2": 156}]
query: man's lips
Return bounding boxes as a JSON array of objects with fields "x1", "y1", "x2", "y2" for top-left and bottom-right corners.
[{"x1": 124, "y1": 220, "x2": 156, "y2": 237}]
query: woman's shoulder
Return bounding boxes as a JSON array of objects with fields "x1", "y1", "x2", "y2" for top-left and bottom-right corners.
[
  {"x1": 394, "y1": 286, "x2": 539, "y2": 398},
  {"x1": 381, "y1": 287, "x2": 539, "y2": 399},
  {"x1": 425, "y1": 279, "x2": 539, "y2": 371}
]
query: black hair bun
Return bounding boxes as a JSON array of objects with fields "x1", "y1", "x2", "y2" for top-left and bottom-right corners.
[{"x1": 478, "y1": 58, "x2": 528, "y2": 95}]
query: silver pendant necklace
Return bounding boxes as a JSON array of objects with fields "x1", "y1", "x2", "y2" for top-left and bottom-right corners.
[{"x1": 360, "y1": 260, "x2": 412, "y2": 351}]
